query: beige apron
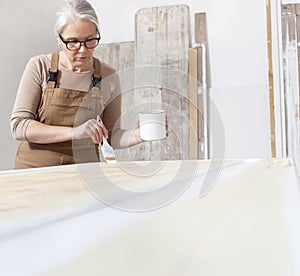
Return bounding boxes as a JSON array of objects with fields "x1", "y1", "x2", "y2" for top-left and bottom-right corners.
[{"x1": 14, "y1": 53, "x2": 104, "y2": 169}]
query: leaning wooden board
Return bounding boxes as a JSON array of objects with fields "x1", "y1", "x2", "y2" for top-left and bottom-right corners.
[
  {"x1": 188, "y1": 48, "x2": 198, "y2": 160},
  {"x1": 134, "y1": 5, "x2": 191, "y2": 161},
  {"x1": 282, "y1": 4, "x2": 300, "y2": 172},
  {"x1": 195, "y1": 12, "x2": 209, "y2": 159},
  {"x1": 281, "y1": 4, "x2": 300, "y2": 170},
  {"x1": 94, "y1": 41, "x2": 136, "y2": 161}
]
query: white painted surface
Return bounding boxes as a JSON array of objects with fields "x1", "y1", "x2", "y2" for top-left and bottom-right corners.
[
  {"x1": 0, "y1": 159, "x2": 299, "y2": 275},
  {"x1": 1, "y1": 0, "x2": 271, "y2": 170}
]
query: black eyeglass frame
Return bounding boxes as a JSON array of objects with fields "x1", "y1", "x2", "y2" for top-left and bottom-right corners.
[{"x1": 59, "y1": 33, "x2": 101, "y2": 50}]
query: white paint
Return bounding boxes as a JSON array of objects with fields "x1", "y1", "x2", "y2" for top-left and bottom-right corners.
[{"x1": 1, "y1": 0, "x2": 271, "y2": 170}]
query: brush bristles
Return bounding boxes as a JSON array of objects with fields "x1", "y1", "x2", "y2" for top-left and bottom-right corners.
[{"x1": 105, "y1": 157, "x2": 116, "y2": 161}]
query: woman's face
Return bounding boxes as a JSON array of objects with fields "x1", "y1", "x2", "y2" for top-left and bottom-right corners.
[{"x1": 59, "y1": 19, "x2": 98, "y2": 70}]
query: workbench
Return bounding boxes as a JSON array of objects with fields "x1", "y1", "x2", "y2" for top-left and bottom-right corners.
[{"x1": 0, "y1": 159, "x2": 299, "y2": 276}]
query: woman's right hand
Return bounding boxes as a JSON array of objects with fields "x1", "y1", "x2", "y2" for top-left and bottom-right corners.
[{"x1": 72, "y1": 119, "x2": 108, "y2": 144}]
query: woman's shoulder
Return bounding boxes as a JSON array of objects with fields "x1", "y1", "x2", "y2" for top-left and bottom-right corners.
[
  {"x1": 20, "y1": 54, "x2": 53, "y2": 84},
  {"x1": 23, "y1": 54, "x2": 52, "y2": 76},
  {"x1": 28, "y1": 54, "x2": 51, "y2": 67}
]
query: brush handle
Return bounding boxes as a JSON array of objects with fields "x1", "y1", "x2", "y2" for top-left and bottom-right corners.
[
  {"x1": 102, "y1": 135, "x2": 109, "y2": 145},
  {"x1": 96, "y1": 115, "x2": 108, "y2": 145}
]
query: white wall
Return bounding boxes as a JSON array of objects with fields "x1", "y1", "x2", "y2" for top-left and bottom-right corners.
[
  {"x1": 0, "y1": 0, "x2": 271, "y2": 170},
  {"x1": 0, "y1": 0, "x2": 61, "y2": 170}
]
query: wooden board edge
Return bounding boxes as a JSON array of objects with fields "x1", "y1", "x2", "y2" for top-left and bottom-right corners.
[{"x1": 189, "y1": 48, "x2": 199, "y2": 160}]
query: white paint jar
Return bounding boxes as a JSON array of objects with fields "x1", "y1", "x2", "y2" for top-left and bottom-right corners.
[{"x1": 139, "y1": 110, "x2": 166, "y2": 141}]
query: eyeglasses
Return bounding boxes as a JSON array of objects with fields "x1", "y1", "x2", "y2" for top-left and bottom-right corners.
[{"x1": 59, "y1": 33, "x2": 101, "y2": 50}]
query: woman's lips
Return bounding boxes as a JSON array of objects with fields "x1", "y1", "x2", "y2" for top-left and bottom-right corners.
[{"x1": 76, "y1": 56, "x2": 87, "y2": 61}]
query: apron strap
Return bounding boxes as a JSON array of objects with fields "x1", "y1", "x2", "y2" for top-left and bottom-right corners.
[
  {"x1": 47, "y1": 52, "x2": 59, "y2": 89},
  {"x1": 92, "y1": 57, "x2": 102, "y2": 87},
  {"x1": 47, "y1": 53, "x2": 102, "y2": 88}
]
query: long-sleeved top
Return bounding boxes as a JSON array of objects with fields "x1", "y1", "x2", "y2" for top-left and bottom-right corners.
[{"x1": 10, "y1": 54, "x2": 121, "y2": 140}]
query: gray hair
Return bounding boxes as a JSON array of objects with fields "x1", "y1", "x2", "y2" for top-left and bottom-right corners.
[{"x1": 55, "y1": 0, "x2": 100, "y2": 35}]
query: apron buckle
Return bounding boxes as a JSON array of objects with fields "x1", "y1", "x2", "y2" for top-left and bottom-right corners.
[
  {"x1": 92, "y1": 75, "x2": 101, "y2": 87},
  {"x1": 47, "y1": 70, "x2": 58, "y2": 83}
]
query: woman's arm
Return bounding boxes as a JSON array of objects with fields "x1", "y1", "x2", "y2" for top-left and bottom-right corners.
[
  {"x1": 26, "y1": 119, "x2": 108, "y2": 144},
  {"x1": 11, "y1": 56, "x2": 108, "y2": 144},
  {"x1": 111, "y1": 127, "x2": 142, "y2": 149},
  {"x1": 10, "y1": 56, "x2": 45, "y2": 141}
]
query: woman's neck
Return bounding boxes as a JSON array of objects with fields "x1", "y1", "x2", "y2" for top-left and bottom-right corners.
[{"x1": 58, "y1": 51, "x2": 93, "y2": 72}]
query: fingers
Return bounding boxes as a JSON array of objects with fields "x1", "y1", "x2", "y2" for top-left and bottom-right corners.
[
  {"x1": 74, "y1": 119, "x2": 109, "y2": 144},
  {"x1": 96, "y1": 116, "x2": 109, "y2": 140},
  {"x1": 99, "y1": 122, "x2": 109, "y2": 139},
  {"x1": 82, "y1": 119, "x2": 100, "y2": 144},
  {"x1": 93, "y1": 119, "x2": 108, "y2": 143}
]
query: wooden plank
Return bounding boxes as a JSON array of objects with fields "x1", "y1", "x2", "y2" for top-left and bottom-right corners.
[
  {"x1": 266, "y1": 0, "x2": 277, "y2": 157},
  {"x1": 195, "y1": 13, "x2": 207, "y2": 45},
  {"x1": 189, "y1": 48, "x2": 198, "y2": 159},
  {"x1": 294, "y1": 4, "x2": 300, "y2": 172},
  {"x1": 282, "y1": 3, "x2": 296, "y2": 15},
  {"x1": 134, "y1": 5, "x2": 190, "y2": 161},
  {"x1": 94, "y1": 42, "x2": 135, "y2": 161},
  {"x1": 94, "y1": 41, "x2": 135, "y2": 129},
  {"x1": 195, "y1": 12, "x2": 211, "y2": 90},
  {"x1": 295, "y1": 3, "x2": 300, "y2": 122},
  {"x1": 195, "y1": 12, "x2": 209, "y2": 159},
  {"x1": 279, "y1": 4, "x2": 300, "y2": 172},
  {"x1": 95, "y1": 41, "x2": 134, "y2": 72},
  {"x1": 281, "y1": 4, "x2": 300, "y2": 158}
]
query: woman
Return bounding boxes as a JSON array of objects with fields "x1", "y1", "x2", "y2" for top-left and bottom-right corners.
[{"x1": 10, "y1": 0, "x2": 141, "y2": 169}]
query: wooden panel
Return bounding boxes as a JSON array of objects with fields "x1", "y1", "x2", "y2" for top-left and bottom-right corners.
[
  {"x1": 195, "y1": 13, "x2": 206, "y2": 82},
  {"x1": 94, "y1": 41, "x2": 134, "y2": 72},
  {"x1": 134, "y1": 5, "x2": 190, "y2": 161},
  {"x1": 94, "y1": 41, "x2": 135, "y2": 129},
  {"x1": 266, "y1": 0, "x2": 276, "y2": 157},
  {"x1": 195, "y1": 12, "x2": 209, "y2": 159},
  {"x1": 295, "y1": 1, "x2": 300, "y2": 88},
  {"x1": 188, "y1": 48, "x2": 198, "y2": 159},
  {"x1": 293, "y1": 4, "x2": 300, "y2": 172},
  {"x1": 94, "y1": 42, "x2": 136, "y2": 161},
  {"x1": 281, "y1": 4, "x2": 300, "y2": 164}
]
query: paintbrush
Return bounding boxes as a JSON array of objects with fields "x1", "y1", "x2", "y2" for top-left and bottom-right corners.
[{"x1": 96, "y1": 115, "x2": 116, "y2": 163}]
